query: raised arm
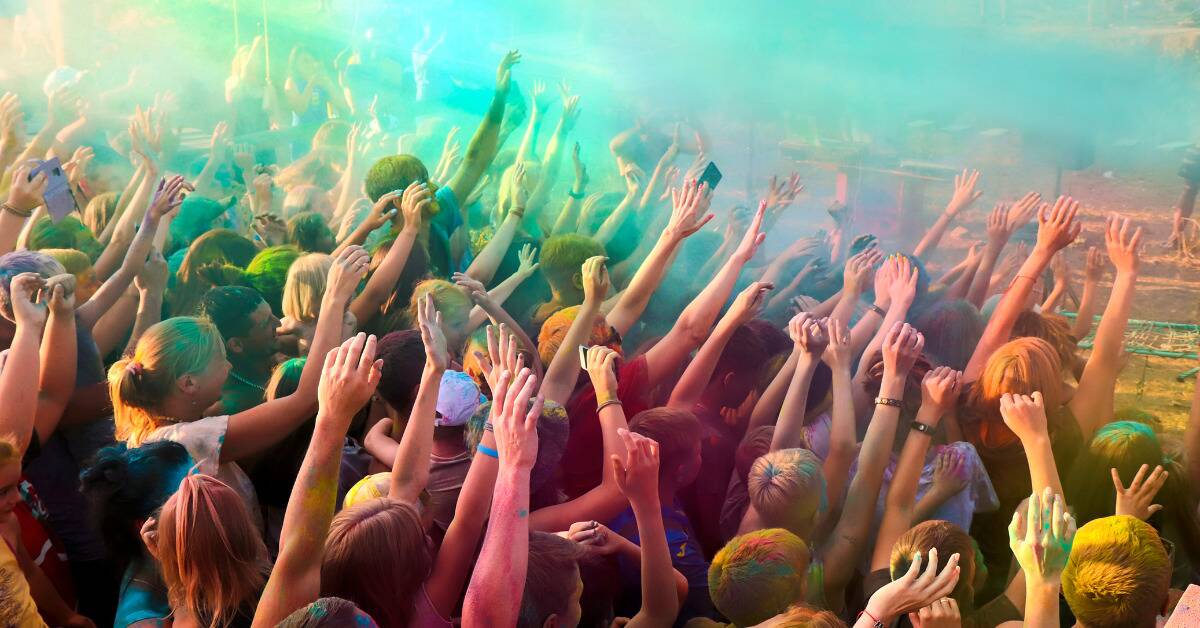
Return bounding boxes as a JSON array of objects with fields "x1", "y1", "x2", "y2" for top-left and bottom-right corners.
[
  {"x1": 823, "y1": 323, "x2": 924, "y2": 612},
  {"x1": 870, "y1": 367, "x2": 962, "y2": 571},
  {"x1": 446, "y1": 51, "x2": 521, "y2": 205},
  {"x1": 1039, "y1": 254, "x2": 1069, "y2": 313},
  {"x1": 221, "y1": 247, "x2": 369, "y2": 462},
  {"x1": 965, "y1": 195, "x2": 1078, "y2": 380},
  {"x1": 525, "y1": 92, "x2": 580, "y2": 218},
  {"x1": 33, "y1": 275, "x2": 77, "y2": 446},
  {"x1": 642, "y1": 200, "x2": 768, "y2": 386},
  {"x1": 465, "y1": 163, "x2": 527, "y2": 284},
  {"x1": 1070, "y1": 214, "x2": 1140, "y2": 439},
  {"x1": 830, "y1": 245, "x2": 882, "y2": 331},
  {"x1": 348, "y1": 182, "x2": 426, "y2": 326},
  {"x1": 93, "y1": 161, "x2": 155, "y2": 281},
  {"x1": 913, "y1": 169, "x2": 982, "y2": 260},
  {"x1": 966, "y1": 194, "x2": 1039, "y2": 308},
  {"x1": 541, "y1": 255, "x2": 609, "y2": 406},
  {"x1": 0, "y1": 274, "x2": 48, "y2": 452},
  {"x1": 667, "y1": 281, "x2": 772, "y2": 410},
  {"x1": 123, "y1": 249, "x2": 168, "y2": 355},
  {"x1": 252, "y1": 334, "x2": 381, "y2": 627},
  {"x1": 1070, "y1": 246, "x2": 1104, "y2": 340},
  {"x1": 515, "y1": 82, "x2": 546, "y2": 165},
  {"x1": 388, "y1": 295, "x2": 448, "y2": 502},
  {"x1": 819, "y1": 318, "x2": 857, "y2": 510},
  {"x1": 594, "y1": 166, "x2": 642, "y2": 247},
  {"x1": 462, "y1": 368, "x2": 542, "y2": 627},
  {"x1": 79, "y1": 175, "x2": 189, "y2": 330},
  {"x1": 550, "y1": 143, "x2": 588, "y2": 236},
  {"x1": 1009, "y1": 489, "x2": 1074, "y2": 628},
  {"x1": 615, "y1": 431, "x2": 682, "y2": 627},
  {"x1": 0, "y1": 165, "x2": 47, "y2": 257},
  {"x1": 768, "y1": 314, "x2": 827, "y2": 451},
  {"x1": 607, "y1": 179, "x2": 714, "y2": 337}
]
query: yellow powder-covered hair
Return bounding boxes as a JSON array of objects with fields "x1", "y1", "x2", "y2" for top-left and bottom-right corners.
[
  {"x1": 747, "y1": 448, "x2": 825, "y2": 539},
  {"x1": 1062, "y1": 515, "x2": 1169, "y2": 628}
]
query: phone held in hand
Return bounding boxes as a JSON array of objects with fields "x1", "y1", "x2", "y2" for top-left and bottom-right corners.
[
  {"x1": 578, "y1": 345, "x2": 589, "y2": 370},
  {"x1": 698, "y1": 161, "x2": 722, "y2": 192},
  {"x1": 29, "y1": 157, "x2": 76, "y2": 222}
]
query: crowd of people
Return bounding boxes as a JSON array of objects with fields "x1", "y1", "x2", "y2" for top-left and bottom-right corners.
[{"x1": 0, "y1": 22, "x2": 1195, "y2": 628}]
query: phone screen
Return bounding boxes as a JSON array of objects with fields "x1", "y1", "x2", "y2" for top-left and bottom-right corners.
[{"x1": 698, "y1": 161, "x2": 722, "y2": 192}]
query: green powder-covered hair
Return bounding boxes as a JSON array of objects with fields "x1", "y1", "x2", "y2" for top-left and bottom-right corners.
[
  {"x1": 364, "y1": 155, "x2": 429, "y2": 203},
  {"x1": 245, "y1": 245, "x2": 302, "y2": 316}
]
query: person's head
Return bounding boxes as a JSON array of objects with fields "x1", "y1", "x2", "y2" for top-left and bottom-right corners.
[
  {"x1": 540, "y1": 235, "x2": 605, "y2": 302},
  {"x1": 537, "y1": 306, "x2": 622, "y2": 367},
  {"x1": 364, "y1": 155, "x2": 431, "y2": 205},
  {"x1": 28, "y1": 214, "x2": 103, "y2": 260},
  {"x1": 321, "y1": 498, "x2": 431, "y2": 628},
  {"x1": 889, "y1": 520, "x2": 976, "y2": 614},
  {"x1": 288, "y1": 45, "x2": 321, "y2": 81},
  {"x1": 1012, "y1": 311, "x2": 1078, "y2": 373},
  {"x1": 245, "y1": 245, "x2": 302, "y2": 316},
  {"x1": 79, "y1": 441, "x2": 191, "y2": 562},
  {"x1": 109, "y1": 317, "x2": 229, "y2": 446},
  {"x1": 376, "y1": 330, "x2": 426, "y2": 415},
  {"x1": 747, "y1": 448, "x2": 826, "y2": 539},
  {"x1": 173, "y1": 229, "x2": 258, "y2": 316},
  {"x1": 0, "y1": 250, "x2": 66, "y2": 321},
  {"x1": 967, "y1": 336, "x2": 1066, "y2": 444},
  {"x1": 277, "y1": 598, "x2": 379, "y2": 628},
  {"x1": 518, "y1": 532, "x2": 586, "y2": 628},
  {"x1": 282, "y1": 185, "x2": 334, "y2": 221},
  {"x1": 1062, "y1": 515, "x2": 1170, "y2": 628},
  {"x1": 629, "y1": 407, "x2": 702, "y2": 490},
  {"x1": 287, "y1": 211, "x2": 336, "y2": 253},
  {"x1": 709, "y1": 323, "x2": 770, "y2": 408},
  {"x1": 409, "y1": 279, "x2": 472, "y2": 344},
  {"x1": 40, "y1": 248, "x2": 99, "y2": 303},
  {"x1": 282, "y1": 253, "x2": 332, "y2": 324},
  {"x1": 201, "y1": 286, "x2": 280, "y2": 365},
  {"x1": 735, "y1": 426, "x2": 776, "y2": 485},
  {"x1": 146, "y1": 474, "x2": 268, "y2": 627},
  {"x1": 913, "y1": 299, "x2": 984, "y2": 370},
  {"x1": 754, "y1": 604, "x2": 845, "y2": 628},
  {"x1": 82, "y1": 190, "x2": 120, "y2": 237},
  {"x1": 0, "y1": 437, "x2": 21, "y2": 519},
  {"x1": 709, "y1": 528, "x2": 812, "y2": 627}
]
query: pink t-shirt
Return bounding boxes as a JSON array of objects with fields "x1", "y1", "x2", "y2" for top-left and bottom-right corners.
[{"x1": 410, "y1": 585, "x2": 453, "y2": 628}]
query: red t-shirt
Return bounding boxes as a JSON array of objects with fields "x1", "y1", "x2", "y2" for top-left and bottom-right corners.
[{"x1": 561, "y1": 355, "x2": 655, "y2": 499}]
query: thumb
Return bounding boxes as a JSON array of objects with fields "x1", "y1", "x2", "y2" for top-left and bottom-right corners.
[{"x1": 1148, "y1": 504, "x2": 1164, "y2": 516}]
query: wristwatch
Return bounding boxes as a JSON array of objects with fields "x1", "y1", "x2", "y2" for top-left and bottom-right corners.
[{"x1": 910, "y1": 420, "x2": 934, "y2": 436}]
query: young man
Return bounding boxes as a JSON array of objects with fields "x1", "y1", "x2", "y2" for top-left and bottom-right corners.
[
  {"x1": 201, "y1": 285, "x2": 281, "y2": 415},
  {"x1": 532, "y1": 234, "x2": 605, "y2": 325},
  {"x1": 1061, "y1": 515, "x2": 1171, "y2": 628}
]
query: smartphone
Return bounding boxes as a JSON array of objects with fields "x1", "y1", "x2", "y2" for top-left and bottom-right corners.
[
  {"x1": 578, "y1": 345, "x2": 589, "y2": 370},
  {"x1": 698, "y1": 161, "x2": 722, "y2": 192},
  {"x1": 29, "y1": 158, "x2": 75, "y2": 222}
]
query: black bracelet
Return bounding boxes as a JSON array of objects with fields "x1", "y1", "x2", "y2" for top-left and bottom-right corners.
[
  {"x1": 568, "y1": 189, "x2": 585, "y2": 200},
  {"x1": 874, "y1": 397, "x2": 903, "y2": 408},
  {"x1": 868, "y1": 303, "x2": 886, "y2": 317},
  {"x1": 910, "y1": 421, "x2": 934, "y2": 435}
]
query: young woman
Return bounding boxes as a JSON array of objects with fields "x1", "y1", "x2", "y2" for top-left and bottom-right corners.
[{"x1": 107, "y1": 246, "x2": 369, "y2": 521}]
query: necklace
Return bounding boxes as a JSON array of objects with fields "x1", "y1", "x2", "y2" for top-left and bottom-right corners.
[{"x1": 228, "y1": 370, "x2": 267, "y2": 392}]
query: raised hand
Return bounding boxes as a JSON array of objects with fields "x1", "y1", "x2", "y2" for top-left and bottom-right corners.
[
  {"x1": 364, "y1": 190, "x2": 402, "y2": 230},
  {"x1": 666, "y1": 178, "x2": 714, "y2": 241},
  {"x1": 789, "y1": 314, "x2": 828, "y2": 358},
  {"x1": 882, "y1": 322, "x2": 924, "y2": 378},
  {"x1": 135, "y1": 249, "x2": 168, "y2": 296},
  {"x1": 9, "y1": 273, "x2": 47, "y2": 327},
  {"x1": 611, "y1": 428, "x2": 660, "y2": 506},
  {"x1": 516, "y1": 244, "x2": 539, "y2": 277},
  {"x1": 147, "y1": 175, "x2": 193, "y2": 222},
  {"x1": 400, "y1": 180, "x2": 431, "y2": 234},
  {"x1": 764, "y1": 172, "x2": 805, "y2": 215},
  {"x1": 1035, "y1": 196, "x2": 1082, "y2": 255},
  {"x1": 886, "y1": 255, "x2": 920, "y2": 311},
  {"x1": 45, "y1": 273, "x2": 76, "y2": 318},
  {"x1": 318, "y1": 333, "x2": 383, "y2": 427},
  {"x1": 821, "y1": 317, "x2": 851, "y2": 371},
  {"x1": 416, "y1": 294, "x2": 449, "y2": 371},
  {"x1": 232, "y1": 143, "x2": 255, "y2": 173},
  {"x1": 493, "y1": 367, "x2": 542, "y2": 471},
  {"x1": 1009, "y1": 488, "x2": 1075, "y2": 582},
  {"x1": 508, "y1": 161, "x2": 529, "y2": 211},
  {"x1": 1084, "y1": 245, "x2": 1104, "y2": 283},
  {"x1": 985, "y1": 202, "x2": 1012, "y2": 248},
  {"x1": 530, "y1": 80, "x2": 548, "y2": 112},
  {"x1": 930, "y1": 449, "x2": 970, "y2": 499},
  {"x1": 1104, "y1": 213, "x2": 1143, "y2": 275},
  {"x1": 64, "y1": 145, "x2": 95, "y2": 187},
  {"x1": 945, "y1": 168, "x2": 983, "y2": 217},
  {"x1": 915, "y1": 597, "x2": 961, "y2": 628},
  {"x1": 495, "y1": 50, "x2": 522, "y2": 94},
  {"x1": 560, "y1": 95, "x2": 582, "y2": 135},
  {"x1": 208, "y1": 121, "x2": 232, "y2": 164},
  {"x1": 581, "y1": 255, "x2": 611, "y2": 305},
  {"x1": 732, "y1": 200, "x2": 768, "y2": 263},
  {"x1": 563, "y1": 521, "x2": 623, "y2": 556},
  {"x1": 728, "y1": 281, "x2": 773, "y2": 325},
  {"x1": 326, "y1": 245, "x2": 370, "y2": 304},
  {"x1": 585, "y1": 345, "x2": 620, "y2": 401},
  {"x1": 7, "y1": 163, "x2": 48, "y2": 213},
  {"x1": 1112, "y1": 463, "x2": 1168, "y2": 520},
  {"x1": 1007, "y1": 191, "x2": 1041, "y2": 232},
  {"x1": 920, "y1": 366, "x2": 962, "y2": 414},
  {"x1": 843, "y1": 245, "x2": 882, "y2": 296},
  {"x1": 479, "y1": 324, "x2": 523, "y2": 393},
  {"x1": 865, "y1": 548, "x2": 961, "y2": 620},
  {"x1": 571, "y1": 142, "x2": 588, "y2": 194},
  {"x1": 999, "y1": 391, "x2": 1048, "y2": 444}
]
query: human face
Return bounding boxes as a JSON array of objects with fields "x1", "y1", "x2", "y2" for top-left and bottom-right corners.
[
  {"x1": 553, "y1": 569, "x2": 583, "y2": 628},
  {"x1": 242, "y1": 300, "x2": 282, "y2": 359},
  {"x1": 0, "y1": 461, "x2": 22, "y2": 518},
  {"x1": 190, "y1": 351, "x2": 232, "y2": 409}
]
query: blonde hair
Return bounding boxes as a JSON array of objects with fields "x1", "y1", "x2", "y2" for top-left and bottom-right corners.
[
  {"x1": 109, "y1": 317, "x2": 225, "y2": 447},
  {"x1": 747, "y1": 448, "x2": 825, "y2": 539},
  {"x1": 282, "y1": 253, "x2": 332, "y2": 323},
  {"x1": 157, "y1": 474, "x2": 268, "y2": 627},
  {"x1": 40, "y1": 248, "x2": 92, "y2": 276},
  {"x1": 82, "y1": 191, "x2": 119, "y2": 237},
  {"x1": 409, "y1": 279, "x2": 472, "y2": 336},
  {"x1": 1063, "y1": 516, "x2": 1170, "y2": 628}
]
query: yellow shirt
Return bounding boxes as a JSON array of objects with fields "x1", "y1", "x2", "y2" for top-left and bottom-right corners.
[{"x1": 0, "y1": 540, "x2": 47, "y2": 627}]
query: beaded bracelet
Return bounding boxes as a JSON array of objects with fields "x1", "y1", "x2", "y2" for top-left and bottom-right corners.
[{"x1": 874, "y1": 397, "x2": 903, "y2": 408}]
